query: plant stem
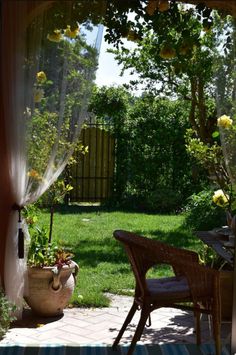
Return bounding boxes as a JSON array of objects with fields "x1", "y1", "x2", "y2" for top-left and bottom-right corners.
[{"x1": 49, "y1": 205, "x2": 54, "y2": 244}]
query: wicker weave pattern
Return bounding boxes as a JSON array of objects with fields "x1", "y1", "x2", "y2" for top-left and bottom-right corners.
[{"x1": 112, "y1": 230, "x2": 221, "y2": 355}]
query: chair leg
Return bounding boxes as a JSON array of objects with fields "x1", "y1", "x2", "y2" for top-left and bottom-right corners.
[
  {"x1": 212, "y1": 313, "x2": 221, "y2": 355},
  {"x1": 112, "y1": 301, "x2": 138, "y2": 349},
  {"x1": 195, "y1": 310, "x2": 201, "y2": 345},
  {"x1": 193, "y1": 303, "x2": 201, "y2": 345},
  {"x1": 127, "y1": 305, "x2": 150, "y2": 355}
]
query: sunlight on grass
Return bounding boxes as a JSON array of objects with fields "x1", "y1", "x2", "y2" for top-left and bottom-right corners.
[{"x1": 38, "y1": 206, "x2": 201, "y2": 307}]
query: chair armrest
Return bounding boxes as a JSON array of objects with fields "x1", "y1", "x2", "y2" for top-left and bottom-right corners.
[
  {"x1": 114, "y1": 229, "x2": 199, "y2": 279},
  {"x1": 142, "y1": 240, "x2": 199, "y2": 275},
  {"x1": 172, "y1": 259, "x2": 220, "y2": 305},
  {"x1": 168, "y1": 247, "x2": 199, "y2": 276}
]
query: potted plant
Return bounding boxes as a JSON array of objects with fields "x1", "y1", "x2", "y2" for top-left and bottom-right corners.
[{"x1": 24, "y1": 181, "x2": 79, "y2": 317}]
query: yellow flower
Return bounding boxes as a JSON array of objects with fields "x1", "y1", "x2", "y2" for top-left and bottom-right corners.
[
  {"x1": 64, "y1": 25, "x2": 79, "y2": 39},
  {"x1": 27, "y1": 169, "x2": 41, "y2": 180},
  {"x1": 34, "y1": 88, "x2": 44, "y2": 103},
  {"x1": 47, "y1": 29, "x2": 63, "y2": 43},
  {"x1": 217, "y1": 115, "x2": 233, "y2": 129},
  {"x1": 36, "y1": 71, "x2": 47, "y2": 83},
  {"x1": 212, "y1": 189, "x2": 229, "y2": 207}
]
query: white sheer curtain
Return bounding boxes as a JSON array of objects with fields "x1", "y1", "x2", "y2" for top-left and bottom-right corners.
[{"x1": 1, "y1": 1, "x2": 104, "y2": 318}]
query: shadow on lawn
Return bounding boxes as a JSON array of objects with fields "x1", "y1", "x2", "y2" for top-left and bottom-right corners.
[
  {"x1": 72, "y1": 242, "x2": 128, "y2": 268},
  {"x1": 52, "y1": 204, "x2": 172, "y2": 215},
  {"x1": 47, "y1": 205, "x2": 198, "y2": 268},
  {"x1": 71, "y1": 227, "x2": 197, "y2": 269},
  {"x1": 134, "y1": 228, "x2": 197, "y2": 249},
  {"x1": 55, "y1": 204, "x2": 107, "y2": 214}
]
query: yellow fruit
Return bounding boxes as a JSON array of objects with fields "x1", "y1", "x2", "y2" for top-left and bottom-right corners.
[
  {"x1": 127, "y1": 30, "x2": 140, "y2": 42},
  {"x1": 146, "y1": 0, "x2": 158, "y2": 16},
  {"x1": 160, "y1": 45, "x2": 176, "y2": 59},
  {"x1": 158, "y1": 0, "x2": 170, "y2": 12}
]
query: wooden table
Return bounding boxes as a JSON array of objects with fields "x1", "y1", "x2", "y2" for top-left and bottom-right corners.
[
  {"x1": 196, "y1": 230, "x2": 234, "y2": 323},
  {"x1": 196, "y1": 230, "x2": 234, "y2": 267}
]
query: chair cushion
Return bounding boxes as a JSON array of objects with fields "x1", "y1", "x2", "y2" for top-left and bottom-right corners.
[{"x1": 146, "y1": 276, "x2": 191, "y2": 302}]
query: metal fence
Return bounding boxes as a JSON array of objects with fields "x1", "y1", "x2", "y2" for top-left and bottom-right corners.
[{"x1": 69, "y1": 117, "x2": 115, "y2": 202}]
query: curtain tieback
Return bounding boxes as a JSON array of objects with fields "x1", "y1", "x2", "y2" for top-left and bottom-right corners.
[{"x1": 12, "y1": 204, "x2": 24, "y2": 259}]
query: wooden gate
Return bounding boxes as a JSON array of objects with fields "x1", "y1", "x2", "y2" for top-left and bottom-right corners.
[{"x1": 69, "y1": 122, "x2": 115, "y2": 202}]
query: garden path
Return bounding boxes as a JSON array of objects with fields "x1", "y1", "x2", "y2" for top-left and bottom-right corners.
[{"x1": 0, "y1": 294, "x2": 231, "y2": 346}]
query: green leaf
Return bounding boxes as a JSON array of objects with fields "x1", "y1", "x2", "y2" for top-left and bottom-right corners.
[
  {"x1": 38, "y1": 252, "x2": 45, "y2": 263},
  {"x1": 212, "y1": 131, "x2": 219, "y2": 138}
]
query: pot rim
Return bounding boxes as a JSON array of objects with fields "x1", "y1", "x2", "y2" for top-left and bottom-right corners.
[{"x1": 27, "y1": 260, "x2": 77, "y2": 271}]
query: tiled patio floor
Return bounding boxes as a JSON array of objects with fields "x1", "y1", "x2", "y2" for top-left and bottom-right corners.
[{"x1": 0, "y1": 294, "x2": 231, "y2": 346}]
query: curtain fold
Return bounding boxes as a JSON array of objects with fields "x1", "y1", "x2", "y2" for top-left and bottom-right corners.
[{"x1": 1, "y1": 0, "x2": 103, "y2": 318}]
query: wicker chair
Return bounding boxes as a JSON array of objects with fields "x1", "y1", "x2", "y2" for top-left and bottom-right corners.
[{"x1": 112, "y1": 230, "x2": 221, "y2": 355}]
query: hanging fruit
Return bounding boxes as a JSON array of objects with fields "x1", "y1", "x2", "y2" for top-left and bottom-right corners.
[
  {"x1": 158, "y1": 0, "x2": 170, "y2": 12},
  {"x1": 146, "y1": 0, "x2": 158, "y2": 16},
  {"x1": 160, "y1": 43, "x2": 176, "y2": 59}
]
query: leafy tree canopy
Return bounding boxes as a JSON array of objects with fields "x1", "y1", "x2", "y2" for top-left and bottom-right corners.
[
  {"x1": 108, "y1": 9, "x2": 236, "y2": 141},
  {"x1": 39, "y1": 1, "x2": 216, "y2": 46}
]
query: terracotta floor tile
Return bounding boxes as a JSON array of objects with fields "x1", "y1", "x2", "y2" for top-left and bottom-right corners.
[{"x1": 0, "y1": 295, "x2": 231, "y2": 347}]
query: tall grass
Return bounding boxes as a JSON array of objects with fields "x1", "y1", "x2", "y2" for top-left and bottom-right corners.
[{"x1": 38, "y1": 206, "x2": 201, "y2": 307}]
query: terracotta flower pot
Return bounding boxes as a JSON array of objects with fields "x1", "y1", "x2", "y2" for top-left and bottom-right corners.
[{"x1": 24, "y1": 260, "x2": 79, "y2": 317}]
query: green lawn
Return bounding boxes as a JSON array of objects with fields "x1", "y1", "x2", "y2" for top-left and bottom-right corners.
[{"x1": 38, "y1": 205, "x2": 202, "y2": 307}]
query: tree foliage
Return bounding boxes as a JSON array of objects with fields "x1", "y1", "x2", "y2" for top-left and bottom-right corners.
[
  {"x1": 89, "y1": 86, "x2": 206, "y2": 211},
  {"x1": 109, "y1": 9, "x2": 236, "y2": 143},
  {"x1": 101, "y1": 3, "x2": 236, "y2": 209},
  {"x1": 30, "y1": 1, "x2": 236, "y2": 211},
  {"x1": 124, "y1": 95, "x2": 205, "y2": 211}
]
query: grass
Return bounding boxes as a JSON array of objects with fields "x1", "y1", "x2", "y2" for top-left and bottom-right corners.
[{"x1": 37, "y1": 205, "x2": 202, "y2": 308}]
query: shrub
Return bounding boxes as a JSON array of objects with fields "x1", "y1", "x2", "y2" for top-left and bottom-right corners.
[
  {"x1": 122, "y1": 98, "x2": 195, "y2": 209},
  {"x1": 0, "y1": 290, "x2": 16, "y2": 340},
  {"x1": 113, "y1": 188, "x2": 183, "y2": 213},
  {"x1": 184, "y1": 188, "x2": 226, "y2": 231},
  {"x1": 144, "y1": 188, "x2": 184, "y2": 212}
]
